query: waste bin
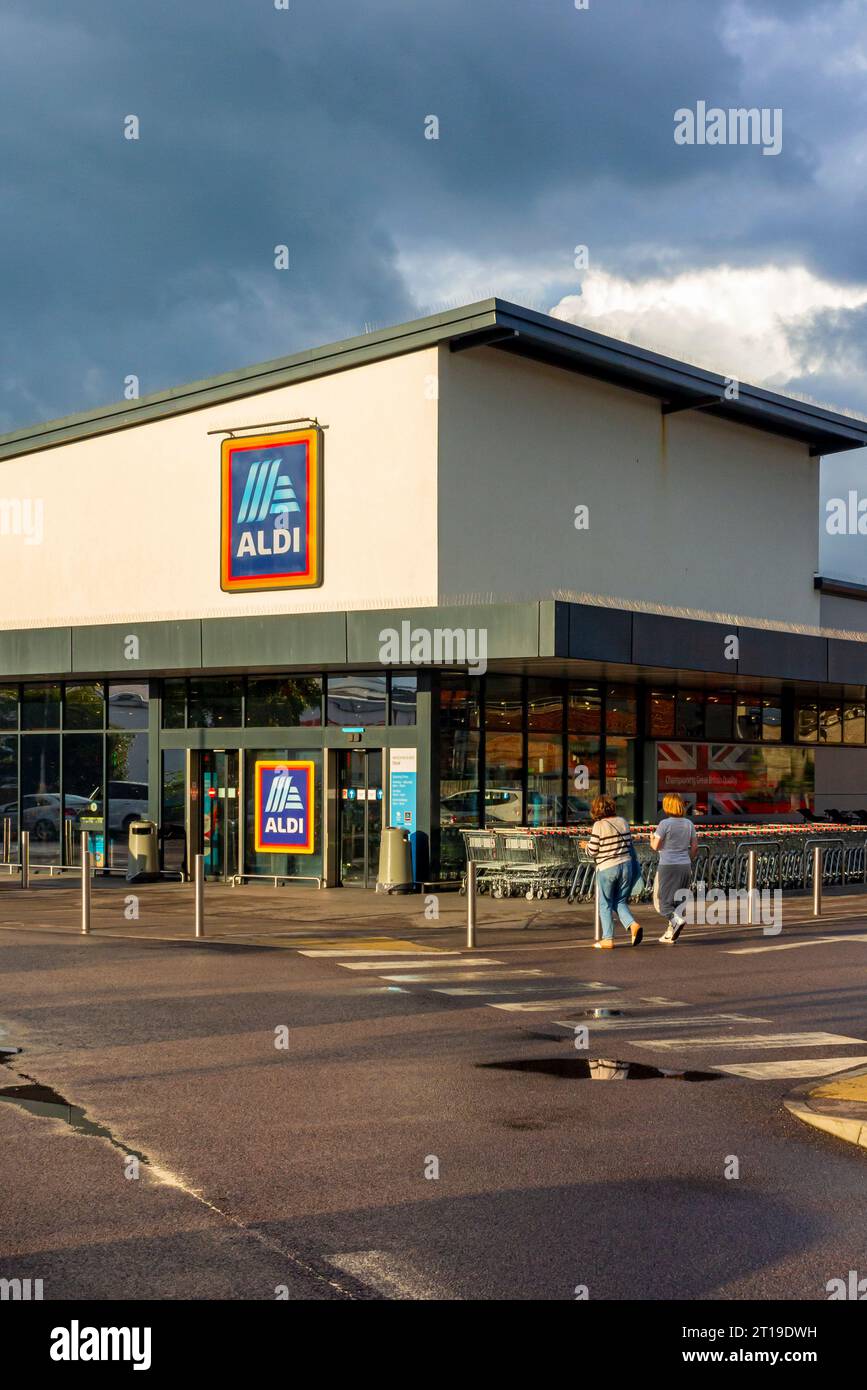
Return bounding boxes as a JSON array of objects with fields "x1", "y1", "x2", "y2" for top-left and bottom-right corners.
[
  {"x1": 126, "y1": 820, "x2": 160, "y2": 883},
  {"x1": 376, "y1": 826, "x2": 414, "y2": 893}
]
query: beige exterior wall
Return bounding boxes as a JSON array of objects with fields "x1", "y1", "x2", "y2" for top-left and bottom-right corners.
[
  {"x1": 0, "y1": 349, "x2": 439, "y2": 630},
  {"x1": 438, "y1": 347, "x2": 821, "y2": 629}
]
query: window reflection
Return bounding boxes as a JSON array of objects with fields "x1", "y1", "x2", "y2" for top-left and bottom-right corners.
[
  {"x1": 527, "y1": 679, "x2": 563, "y2": 733},
  {"x1": 606, "y1": 685, "x2": 637, "y2": 735},
  {"x1": 844, "y1": 703, "x2": 866, "y2": 745},
  {"x1": 0, "y1": 687, "x2": 18, "y2": 730},
  {"x1": 485, "y1": 677, "x2": 523, "y2": 731},
  {"x1": 63, "y1": 734, "x2": 103, "y2": 864},
  {"x1": 246, "y1": 677, "x2": 322, "y2": 727},
  {"x1": 21, "y1": 733, "x2": 60, "y2": 863},
  {"x1": 108, "y1": 683, "x2": 149, "y2": 730},
  {"x1": 65, "y1": 683, "x2": 104, "y2": 730},
  {"x1": 187, "y1": 679, "x2": 242, "y2": 729},
  {"x1": 326, "y1": 675, "x2": 386, "y2": 726},
  {"x1": 21, "y1": 684, "x2": 60, "y2": 731},
  {"x1": 389, "y1": 674, "x2": 417, "y2": 726},
  {"x1": 107, "y1": 732, "x2": 149, "y2": 867}
]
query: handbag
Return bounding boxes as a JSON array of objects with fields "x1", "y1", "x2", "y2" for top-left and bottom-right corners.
[
  {"x1": 601, "y1": 817, "x2": 644, "y2": 896},
  {"x1": 626, "y1": 830, "x2": 644, "y2": 897}
]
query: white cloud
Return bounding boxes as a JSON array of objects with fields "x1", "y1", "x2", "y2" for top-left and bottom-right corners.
[{"x1": 550, "y1": 263, "x2": 867, "y2": 390}]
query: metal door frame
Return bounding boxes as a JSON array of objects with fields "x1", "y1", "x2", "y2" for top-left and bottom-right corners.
[
  {"x1": 338, "y1": 748, "x2": 382, "y2": 887},
  {"x1": 188, "y1": 749, "x2": 241, "y2": 883}
]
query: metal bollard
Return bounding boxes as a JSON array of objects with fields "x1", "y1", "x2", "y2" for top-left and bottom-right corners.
[
  {"x1": 81, "y1": 832, "x2": 91, "y2": 935},
  {"x1": 747, "y1": 848, "x2": 757, "y2": 925},
  {"x1": 594, "y1": 873, "x2": 601, "y2": 942},
  {"x1": 466, "y1": 861, "x2": 477, "y2": 948},
  {"x1": 813, "y1": 845, "x2": 823, "y2": 917},
  {"x1": 20, "y1": 830, "x2": 30, "y2": 889},
  {"x1": 194, "y1": 853, "x2": 205, "y2": 938}
]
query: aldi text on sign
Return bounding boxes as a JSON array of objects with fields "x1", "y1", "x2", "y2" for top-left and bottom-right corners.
[
  {"x1": 221, "y1": 428, "x2": 322, "y2": 591},
  {"x1": 254, "y1": 760, "x2": 315, "y2": 855}
]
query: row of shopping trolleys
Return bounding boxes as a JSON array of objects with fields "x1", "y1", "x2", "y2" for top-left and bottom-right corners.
[{"x1": 458, "y1": 824, "x2": 867, "y2": 902}]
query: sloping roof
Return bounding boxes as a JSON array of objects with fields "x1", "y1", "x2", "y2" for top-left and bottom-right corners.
[{"x1": 1, "y1": 298, "x2": 865, "y2": 460}]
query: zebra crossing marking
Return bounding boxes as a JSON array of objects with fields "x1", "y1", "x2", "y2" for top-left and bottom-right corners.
[
  {"x1": 491, "y1": 992, "x2": 622, "y2": 1012},
  {"x1": 297, "y1": 945, "x2": 450, "y2": 956},
  {"x1": 436, "y1": 983, "x2": 618, "y2": 997},
  {"x1": 381, "y1": 969, "x2": 550, "y2": 983},
  {"x1": 630, "y1": 1031, "x2": 866, "y2": 1051},
  {"x1": 338, "y1": 956, "x2": 501, "y2": 970},
  {"x1": 554, "y1": 1012, "x2": 769, "y2": 1032},
  {"x1": 712, "y1": 1056, "x2": 867, "y2": 1080}
]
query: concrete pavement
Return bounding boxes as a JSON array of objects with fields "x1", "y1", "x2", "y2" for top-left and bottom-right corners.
[{"x1": 2, "y1": 887, "x2": 867, "y2": 1300}]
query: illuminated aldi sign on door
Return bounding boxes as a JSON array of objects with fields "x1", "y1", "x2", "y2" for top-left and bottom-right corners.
[
  {"x1": 254, "y1": 760, "x2": 315, "y2": 854},
  {"x1": 221, "y1": 427, "x2": 322, "y2": 592}
]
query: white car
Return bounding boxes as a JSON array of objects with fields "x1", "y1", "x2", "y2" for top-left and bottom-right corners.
[{"x1": 0, "y1": 793, "x2": 90, "y2": 841}]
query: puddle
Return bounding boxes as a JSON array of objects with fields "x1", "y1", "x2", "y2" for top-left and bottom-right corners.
[
  {"x1": 0, "y1": 1069, "x2": 150, "y2": 1164},
  {"x1": 479, "y1": 1057, "x2": 723, "y2": 1082},
  {"x1": 578, "y1": 1009, "x2": 623, "y2": 1019}
]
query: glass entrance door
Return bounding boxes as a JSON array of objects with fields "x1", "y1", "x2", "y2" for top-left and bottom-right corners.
[
  {"x1": 338, "y1": 749, "x2": 383, "y2": 886},
  {"x1": 201, "y1": 750, "x2": 240, "y2": 881}
]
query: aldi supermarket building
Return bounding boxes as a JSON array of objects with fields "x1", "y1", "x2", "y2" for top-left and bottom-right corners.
[{"x1": 3, "y1": 298, "x2": 867, "y2": 888}]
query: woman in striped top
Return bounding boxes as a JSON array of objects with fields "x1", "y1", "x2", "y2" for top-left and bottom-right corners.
[{"x1": 582, "y1": 795, "x2": 643, "y2": 949}]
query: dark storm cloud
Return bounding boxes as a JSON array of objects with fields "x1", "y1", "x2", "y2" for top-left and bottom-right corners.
[
  {"x1": 0, "y1": 0, "x2": 864, "y2": 431},
  {"x1": 784, "y1": 305, "x2": 867, "y2": 415}
]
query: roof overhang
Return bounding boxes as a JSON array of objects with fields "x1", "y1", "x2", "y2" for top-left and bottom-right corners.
[{"x1": 1, "y1": 297, "x2": 866, "y2": 460}]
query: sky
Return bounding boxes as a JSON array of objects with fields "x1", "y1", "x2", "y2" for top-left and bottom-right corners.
[{"x1": 2, "y1": 0, "x2": 867, "y2": 460}]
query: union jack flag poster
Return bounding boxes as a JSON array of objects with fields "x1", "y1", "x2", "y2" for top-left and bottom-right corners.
[{"x1": 656, "y1": 741, "x2": 762, "y2": 816}]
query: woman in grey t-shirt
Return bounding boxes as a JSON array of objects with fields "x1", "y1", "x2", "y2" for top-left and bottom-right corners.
[{"x1": 650, "y1": 793, "x2": 697, "y2": 943}]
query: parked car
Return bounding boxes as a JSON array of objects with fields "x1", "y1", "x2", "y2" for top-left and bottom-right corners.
[
  {"x1": 85, "y1": 781, "x2": 149, "y2": 835},
  {"x1": 0, "y1": 793, "x2": 90, "y2": 841}
]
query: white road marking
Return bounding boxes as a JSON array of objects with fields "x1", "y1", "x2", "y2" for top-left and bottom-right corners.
[
  {"x1": 328, "y1": 1250, "x2": 447, "y2": 1300},
  {"x1": 338, "y1": 957, "x2": 503, "y2": 971},
  {"x1": 491, "y1": 993, "x2": 622, "y2": 1012},
  {"x1": 381, "y1": 969, "x2": 550, "y2": 983},
  {"x1": 554, "y1": 1012, "x2": 769, "y2": 1032},
  {"x1": 713, "y1": 1056, "x2": 867, "y2": 1080},
  {"x1": 299, "y1": 948, "x2": 453, "y2": 958},
  {"x1": 726, "y1": 935, "x2": 867, "y2": 955},
  {"x1": 632, "y1": 1031, "x2": 866, "y2": 1051},
  {"x1": 436, "y1": 983, "x2": 617, "y2": 997}
]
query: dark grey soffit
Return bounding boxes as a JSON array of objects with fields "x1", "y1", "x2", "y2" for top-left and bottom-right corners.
[
  {"x1": 2, "y1": 602, "x2": 867, "y2": 686},
  {"x1": 1, "y1": 300, "x2": 866, "y2": 461}
]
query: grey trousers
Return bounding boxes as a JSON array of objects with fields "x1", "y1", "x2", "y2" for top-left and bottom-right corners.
[{"x1": 653, "y1": 863, "x2": 692, "y2": 920}]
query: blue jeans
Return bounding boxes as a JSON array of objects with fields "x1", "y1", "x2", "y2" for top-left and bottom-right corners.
[{"x1": 596, "y1": 861, "x2": 638, "y2": 940}]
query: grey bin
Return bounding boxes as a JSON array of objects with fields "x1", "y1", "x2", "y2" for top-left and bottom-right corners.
[
  {"x1": 126, "y1": 820, "x2": 160, "y2": 883},
  {"x1": 376, "y1": 826, "x2": 414, "y2": 894}
]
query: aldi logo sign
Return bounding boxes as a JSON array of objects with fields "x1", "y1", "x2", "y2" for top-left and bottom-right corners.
[
  {"x1": 254, "y1": 760, "x2": 315, "y2": 854},
  {"x1": 221, "y1": 428, "x2": 322, "y2": 591}
]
